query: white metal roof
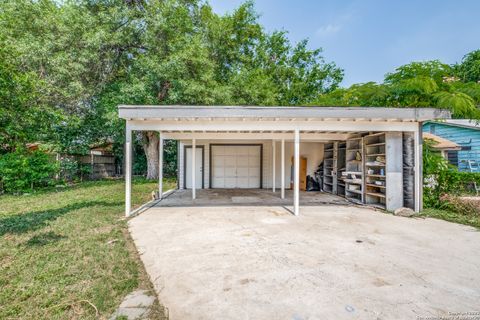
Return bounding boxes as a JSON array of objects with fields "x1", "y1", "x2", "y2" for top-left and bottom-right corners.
[
  {"x1": 443, "y1": 119, "x2": 480, "y2": 130},
  {"x1": 118, "y1": 105, "x2": 451, "y2": 122}
]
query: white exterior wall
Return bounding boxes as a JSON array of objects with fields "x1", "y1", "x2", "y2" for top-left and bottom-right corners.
[
  {"x1": 269, "y1": 142, "x2": 324, "y2": 189},
  {"x1": 179, "y1": 140, "x2": 324, "y2": 189},
  {"x1": 179, "y1": 141, "x2": 208, "y2": 189},
  {"x1": 180, "y1": 140, "x2": 268, "y2": 188}
]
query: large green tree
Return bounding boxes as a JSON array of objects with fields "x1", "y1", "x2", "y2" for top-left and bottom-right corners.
[
  {"x1": 0, "y1": 0, "x2": 148, "y2": 155},
  {"x1": 0, "y1": 43, "x2": 57, "y2": 150},
  {"x1": 95, "y1": 0, "x2": 343, "y2": 178},
  {"x1": 315, "y1": 57, "x2": 480, "y2": 119},
  {"x1": 454, "y1": 49, "x2": 480, "y2": 83},
  {"x1": 1, "y1": 0, "x2": 343, "y2": 178}
]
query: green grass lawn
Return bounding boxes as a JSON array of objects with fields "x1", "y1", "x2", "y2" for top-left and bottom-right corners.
[
  {"x1": 420, "y1": 207, "x2": 480, "y2": 229},
  {"x1": 0, "y1": 178, "x2": 175, "y2": 319}
]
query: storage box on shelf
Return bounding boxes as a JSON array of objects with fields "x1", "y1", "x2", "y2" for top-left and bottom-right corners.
[{"x1": 344, "y1": 137, "x2": 364, "y2": 204}]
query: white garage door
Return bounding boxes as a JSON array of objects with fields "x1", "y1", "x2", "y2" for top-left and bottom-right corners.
[{"x1": 211, "y1": 145, "x2": 261, "y2": 188}]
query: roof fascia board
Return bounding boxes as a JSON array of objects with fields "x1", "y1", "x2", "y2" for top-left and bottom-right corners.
[
  {"x1": 118, "y1": 105, "x2": 450, "y2": 122},
  {"x1": 127, "y1": 119, "x2": 419, "y2": 132},
  {"x1": 425, "y1": 120, "x2": 480, "y2": 131}
]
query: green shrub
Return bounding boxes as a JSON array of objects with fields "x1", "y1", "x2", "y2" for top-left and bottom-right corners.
[
  {"x1": 0, "y1": 149, "x2": 59, "y2": 193},
  {"x1": 423, "y1": 140, "x2": 480, "y2": 210},
  {"x1": 58, "y1": 156, "x2": 78, "y2": 181}
]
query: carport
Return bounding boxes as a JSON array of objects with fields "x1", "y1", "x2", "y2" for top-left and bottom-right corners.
[{"x1": 119, "y1": 106, "x2": 450, "y2": 216}]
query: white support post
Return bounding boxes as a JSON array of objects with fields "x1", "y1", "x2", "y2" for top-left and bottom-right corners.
[
  {"x1": 125, "y1": 126, "x2": 132, "y2": 217},
  {"x1": 272, "y1": 140, "x2": 276, "y2": 193},
  {"x1": 294, "y1": 129, "x2": 300, "y2": 216},
  {"x1": 414, "y1": 124, "x2": 423, "y2": 212},
  {"x1": 158, "y1": 133, "x2": 163, "y2": 200},
  {"x1": 281, "y1": 138, "x2": 285, "y2": 199},
  {"x1": 192, "y1": 138, "x2": 196, "y2": 200}
]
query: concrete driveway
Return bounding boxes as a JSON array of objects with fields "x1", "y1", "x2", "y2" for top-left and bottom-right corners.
[{"x1": 129, "y1": 204, "x2": 480, "y2": 320}]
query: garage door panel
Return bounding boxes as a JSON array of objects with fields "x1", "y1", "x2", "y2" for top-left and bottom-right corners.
[
  {"x1": 224, "y1": 146, "x2": 237, "y2": 155},
  {"x1": 235, "y1": 153, "x2": 248, "y2": 159},
  {"x1": 211, "y1": 145, "x2": 261, "y2": 189},
  {"x1": 248, "y1": 156, "x2": 260, "y2": 166},
  {"x1": 248, "y1": 179, "x2": 260, "y2": 188},
  {"x1": 212, "y1": 177, "x2": 224, "y2": 188},
  {"x1": 224, "y1": 178, "x2": 237, "y2": 188},
  {"x1": 236, "y1": 177, "x2": 249, "y2": 188},
  {"x1": 224, "y1": 156, "x2": 236, "y2": 167},
  {"x1": 214, "y1": 146, "x2": 226, "y2": 155},
  {"x1": 248, "y1": 167, "x2": 260, "y2": 176},
  {"x1": 248, "y1": 146, "x2": 259, "y2": 154},
  {"x1": 213, "y1": 155, "x2": 224, "y2": 164},
  {"x1": 224, "y1": 167, "x2": 236, "y2": 177},
  {"x1": 236, "y1": 167, "x2": 249, "y2": 176},
  {"x1": 213, "y1": 166, "x2": 224, "y2": 173}
]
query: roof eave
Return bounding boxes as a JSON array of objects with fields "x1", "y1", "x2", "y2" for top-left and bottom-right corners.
[{"x1": 118, "y1": 105, "x2": 451, "y2": 122}]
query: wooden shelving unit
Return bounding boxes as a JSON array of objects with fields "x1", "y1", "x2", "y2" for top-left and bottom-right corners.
[
  {"x1": 344, "y1": 137, "x2": 364, "y2": 204},
  {"x1": 322, "y1": 141, "x2": 346, "y2": 196},
  {"x1": 363, "y1": 132, "x2": 404, "y2": 211},
  {"x1": 321, "y1": 133, "x2": 404, "y2": 211},
  {"x1": 336, "y1": 141, "x2": 346, "y2": 196},
  {"x1": 323, "y1": 142, "x2": 335, "y2": 194},
  {"x1": 364, "y1": 133, "x2": 387, "y2": 209}
]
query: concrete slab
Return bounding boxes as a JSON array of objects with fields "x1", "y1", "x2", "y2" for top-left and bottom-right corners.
[
  {"x1": 119, "y1": 290, "x2": 155, "y2": 309},
  {"x1": 151, "y1": 189, "x2": 350, "y2": 208},
  {"x1": 110, "y1": 290, "x2": 155, "y2": 320},
  {"x1": 129, "y1": 203, "x2": 480, "y2": 320}
]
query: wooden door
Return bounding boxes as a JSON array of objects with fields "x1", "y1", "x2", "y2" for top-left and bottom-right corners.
[{"x1": 290, "y1": 156, "x2": 307, "y2": 191}]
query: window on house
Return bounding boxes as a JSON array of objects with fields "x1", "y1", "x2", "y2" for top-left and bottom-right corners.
[{"x1": 447, "y1": 151, "x2": 458, "y2": 167}]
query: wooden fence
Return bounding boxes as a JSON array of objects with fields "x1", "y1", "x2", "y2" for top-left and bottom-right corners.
[{"x1": 75, "y1": 154, "x2": 118, "y2": 179}]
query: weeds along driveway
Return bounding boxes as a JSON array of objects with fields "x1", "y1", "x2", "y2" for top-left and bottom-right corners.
[{"x1": 129, "y1": 205, "x2": 480, "y2": 320}]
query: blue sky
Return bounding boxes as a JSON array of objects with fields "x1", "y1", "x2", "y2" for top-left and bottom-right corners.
[{"x1": 208, "y1": 0, "x2": 480, "y2": 87}]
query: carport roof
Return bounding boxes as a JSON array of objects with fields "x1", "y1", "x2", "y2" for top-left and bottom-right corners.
[{"x1": 118, "y1": 105, "x2": 451, "y2": 122}]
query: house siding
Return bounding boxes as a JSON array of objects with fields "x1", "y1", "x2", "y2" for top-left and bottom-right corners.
[{"x1": 423, "y1": 122, "x2": 480, "y2": 171}]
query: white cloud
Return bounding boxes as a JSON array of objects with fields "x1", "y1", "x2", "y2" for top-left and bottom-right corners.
[
  {"x1": 316, "y1": 11, "x2": 354, "y2": 38},
  {"x1": 316, "y1": 24, "x2": 342, "y2": 37}
]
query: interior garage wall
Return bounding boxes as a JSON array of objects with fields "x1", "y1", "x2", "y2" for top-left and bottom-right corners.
[
  {"x1": 178, "y1": 140, "x2": 324, "y2": 189},
  {"x1": 178, "y1": 140, "x2": 324, "y2": 190},
  {"x1": 269, "y1": 142, "x2": 324, "y2": 189}
]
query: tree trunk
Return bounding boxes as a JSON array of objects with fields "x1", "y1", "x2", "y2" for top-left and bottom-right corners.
[{"x1": 141, "y1": 131, "x2": 159, "y2": 180}]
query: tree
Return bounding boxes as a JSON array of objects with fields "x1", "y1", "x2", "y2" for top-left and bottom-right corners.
[
  {"x1": 1, "y1": 0, "x2": 343, "y2": 179},
  {"x1": 0, "y1": 45, "x2": 56, "y2": 151},
  {"x1": 385, "y1": 60, "x2": 452, "y2": 86},
  {"x1": 314, "y1": 59, "x2": 480, "y2": 120},
  {"x1": 96, "y1": 0, "x2": 343, "y2": 179},
  {"x1": 0, "y1": 0, "x2": 145, "y2": 155},
  {"x1": 454, "y1": 49, "x2": 480, "y2": 83},
  {"x1": 434, "y1": 91, "x2": 479, "y2": 118}
]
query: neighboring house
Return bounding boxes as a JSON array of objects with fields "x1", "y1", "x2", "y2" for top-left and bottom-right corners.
[
  {"x1": 422, "y1": 132, "x2": 461, "y2": 159},
  {"x1": 119, "y1": 106, "x2": 450, "y2": 216},
  {"x1": 423, "y1": 120, "x2": 480, "y2": 172}
]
